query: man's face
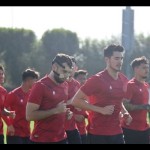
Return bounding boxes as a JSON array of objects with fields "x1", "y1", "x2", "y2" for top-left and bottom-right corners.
[
  {"x1": 0, "y1": 69, "x2": 5, "y2": 84},
  {"x1": 69, "y1": 62, "x2": 78, "y2": 79},
  {"x1": 135, "y1": 63, "x2": 149, "y2": 79},
  {"x1": 53, "y1": 62, "x2": 72, "y2": 83},
  {"x1": 106, "y1": 51, "x2": 124, "y2": 72},
  {"x1": 76, "y1": 74, "x2": 87, "y2": 85}
]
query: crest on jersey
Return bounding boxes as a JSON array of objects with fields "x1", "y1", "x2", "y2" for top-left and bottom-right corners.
[{"x1": 53, "y1": 91, "x2": 56, "y2": 95}]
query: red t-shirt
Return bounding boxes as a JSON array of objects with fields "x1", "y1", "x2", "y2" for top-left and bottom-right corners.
[
  {"x1": 4, "y1": 87, "x2": 30, "y2": 137},
  {"x1": 74, "y1": 108, "x2": 88, "y2": 135},
  {"x1": 0, "y1": 86, "x2": 7, "y2": 135},
  {"x1": 80, "y1": 70, "x2": 128, "y2": 135},
  {"x1": 28, "y1": 75, "x2": 68, "y2": 143},
  {"x1": 122, "y1": 78, "x2": 149, "y2": 131},
  {"x1": 65, "y1": 78, "x2": 80, "y2": 131}
]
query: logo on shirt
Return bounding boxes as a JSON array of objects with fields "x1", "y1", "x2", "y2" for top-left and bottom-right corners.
[
  {"x1": 109, "y1": 85, "x2": 112, "y2": 90},
  {"x1": 53, "y1": 91, "x2": 55, "y2": 95},
  {"x1": 34, "y1": 134, "x2": 39, "y2": 138},
  {"x1": 139, "y1": 89, "x2": 142, "y2": 92},
  {"x1": 20, "y1": 99, "x2": 23, "y2": 103}
]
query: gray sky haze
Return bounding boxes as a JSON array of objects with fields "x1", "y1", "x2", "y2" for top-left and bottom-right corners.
[{"x1": 0, "y1": 6, "x2": 150, "y2": 40}]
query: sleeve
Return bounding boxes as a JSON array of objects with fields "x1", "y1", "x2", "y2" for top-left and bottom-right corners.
[
  {"x1": 28, "y1": 82, "x2": 44, "y2": 105},
  {"x1": 4, "y1": 92, "x2": 15, "y2": 109},
  {"x1": 3, "y1": 91, "x2": 14, "y2": 126},
  {"x1": 2, "y1": 116, "x2": 13, "y2": 126},
  {"x1": 0, "y1": 88, "x2": 7, "y2": 113},
  {"x1": 125, "y1": 83, "x2": 133, "y2": 100},
  {"x1": 80, "y1": 75, "x2": 101, "y2": 96}
]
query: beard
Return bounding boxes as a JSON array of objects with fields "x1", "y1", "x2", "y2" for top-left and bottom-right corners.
[
  {"x1": 53, "y1": 71, "x2": 65, "y2": 83},
  {"x1": 142, "y1": 76, "x2": 147, "y2": 79},
  {"x1": 110, "y1": 65, "x2": 122, "y2": 72}
]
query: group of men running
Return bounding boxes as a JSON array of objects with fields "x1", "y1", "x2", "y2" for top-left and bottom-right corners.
[{"x1": 0, "y1": 44, "x2": 150, "y2": 144}]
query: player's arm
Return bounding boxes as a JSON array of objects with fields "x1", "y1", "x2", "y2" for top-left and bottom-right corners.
[
  {"x1": 26, "y1": 101, "x2": 67, "y2": 121},
  {"x1": 121, "y1": 101, "x2": 130, "y2": 115},
  {"x1": 121, "y1": 102, "x2": 132, "y2": 125},
  {"x1": 123, "y1": 99, "x2": 150, "y2": 111},
  {"x1": 2, "y1": 108, "x2": 15, "y2": 118},
  {"x1": 72, "y1": 89, "x2": 114, "y2": 115}
]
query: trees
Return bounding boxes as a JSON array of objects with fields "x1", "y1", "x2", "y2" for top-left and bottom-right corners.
[
  {"x1": 0, "y1": 27, "x2": 150, "y2": 88},
  {"x1": 76, "y1": 37, "x2": 120, "y2": 76},
  {"x1": 0, "y1": 28, "x2": 36, "y2": 88},
  {"x1": 39, "y1": 28, "x2": 79, "y2": 74}
]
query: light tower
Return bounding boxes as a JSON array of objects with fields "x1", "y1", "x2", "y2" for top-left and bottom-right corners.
[{"x1": 122, "y1": 6, "x2": 134, "y2": 79}]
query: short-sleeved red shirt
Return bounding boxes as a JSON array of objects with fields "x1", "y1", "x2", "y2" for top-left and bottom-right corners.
[
  {"x1": 65, "y1": 78, "x2": 80, "y2": 131},
  {"x1": 122, "y1": 78, "x2": 149, "y2": 131},
  {"x1": 4, "y1": 87, "x2": 30, "y2": 137},
  {"x1": 28, "y1": 75, "x2": 68, "y2": 143},
  {"x1": 81, "y1": 70, "x2": 128, "y2": 135},
  {"x1": 0, "y1": 86, "x2": 7, "y2": 135}
]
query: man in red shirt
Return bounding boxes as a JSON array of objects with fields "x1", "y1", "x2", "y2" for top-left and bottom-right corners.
[
  {"x1": 122, "y1": 56, "x2": 150, "y2": 144},
  {"x1": 4, "y1": 68, "x2": 39, "y2": 144},
  {"x1": 0, "y1": 65, "x2": 15, "y2": 144},
  {"x1": 65, "y1": 57, "x2": 82, "y2": 144},
  {"x1": 74, "y1": 70, "x2": 89, "y2": 144},
  {"x1": 26, "y1": 53, "x2": 73, "y2": 144},
  {"x1": 72, "y1": 44, "x2": 132, "y2": 144}
]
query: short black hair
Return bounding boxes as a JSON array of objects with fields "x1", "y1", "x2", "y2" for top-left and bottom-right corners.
[
  {"x1": 22, "y1": 68, "x2": 39, "y2": 82},
  {"x1": 104, "y1": 44, "x2": 124, "y2": 57},
  {"x1": 130, "y1": 56, "x2": 149, "y2": 70},
  {"x1": 74, "y1": 70, "x2": 88, "y2": 79},
  {"x1": 0, "y1": 64, "x2": 4, "y2": 72},
  {"x1": 70, "y1": 56, "x2": 77, "y2": 64},
  {"x1": 52, "y1": 53, "x2": 73, "y2": 69}
]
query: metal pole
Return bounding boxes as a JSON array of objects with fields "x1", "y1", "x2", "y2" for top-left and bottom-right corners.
[{"x1": 122, "y1": 6, "x2": 134, "y2": 79}]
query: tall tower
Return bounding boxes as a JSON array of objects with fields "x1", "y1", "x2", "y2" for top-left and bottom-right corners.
[{"x1": 122, "y1": 6, "x2": 134, "y2": 79}]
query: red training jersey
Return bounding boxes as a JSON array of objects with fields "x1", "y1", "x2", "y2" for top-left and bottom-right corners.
[
  {"x1": 4, "y1": 87, "x2": 30, "y2": 137},
  {"x1": 122, "y1": 78, "x2": 149, "y2": 131},
  {"x1": 0, "y1": 86, "x2": 7, "y2": 135},
  {"x1": 65, "y1": 78, "x2": 80, "y2": 131},
  {"x1": 28, "y1": 75, "x2": 68, "y2": 143},
  {"x1": 81, "y1": 70, "x2": 128, "y2": 135}
]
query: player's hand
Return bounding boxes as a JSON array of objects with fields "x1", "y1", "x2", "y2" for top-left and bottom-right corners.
[
  {"x1": 66, "y1": 108, "x2": 73, "y2": 120},
  {"x1": 123, "y1": 113, "x2": 132, "y2": 126},
  {"x1": 56, "y1": 101, "x2": 67, "y2": 114},
  {"x1": 9, "y1": 111, "x2": 16, "y2": 119},
  {"x1": 7, "y1": 125, "x2": 15, "y2": 136}
]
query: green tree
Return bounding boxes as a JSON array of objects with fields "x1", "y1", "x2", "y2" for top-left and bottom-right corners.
[
  {"x1": 40, "y1": 28, "x2": 79, "y2": 74},
  {"x1": 0, "y1": 28, "x2": 37, "y2": 88}
]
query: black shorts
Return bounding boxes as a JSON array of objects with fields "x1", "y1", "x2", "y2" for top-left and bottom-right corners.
[
  {"x1": 0, "y1": 134, "x2": 4, "y2": 144},
  {"x1": 7, "y1": 136, "x2": 30, "y2": 144},
  {"x1": 66, "y1": 129, "x2": 81, "y2": 144},
  {"x1": 87, "y1": 133, "x2": 125, "y2": 144},
  {"x1": 123, "y1": 128, "x2": 150, "y2": 144}
]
